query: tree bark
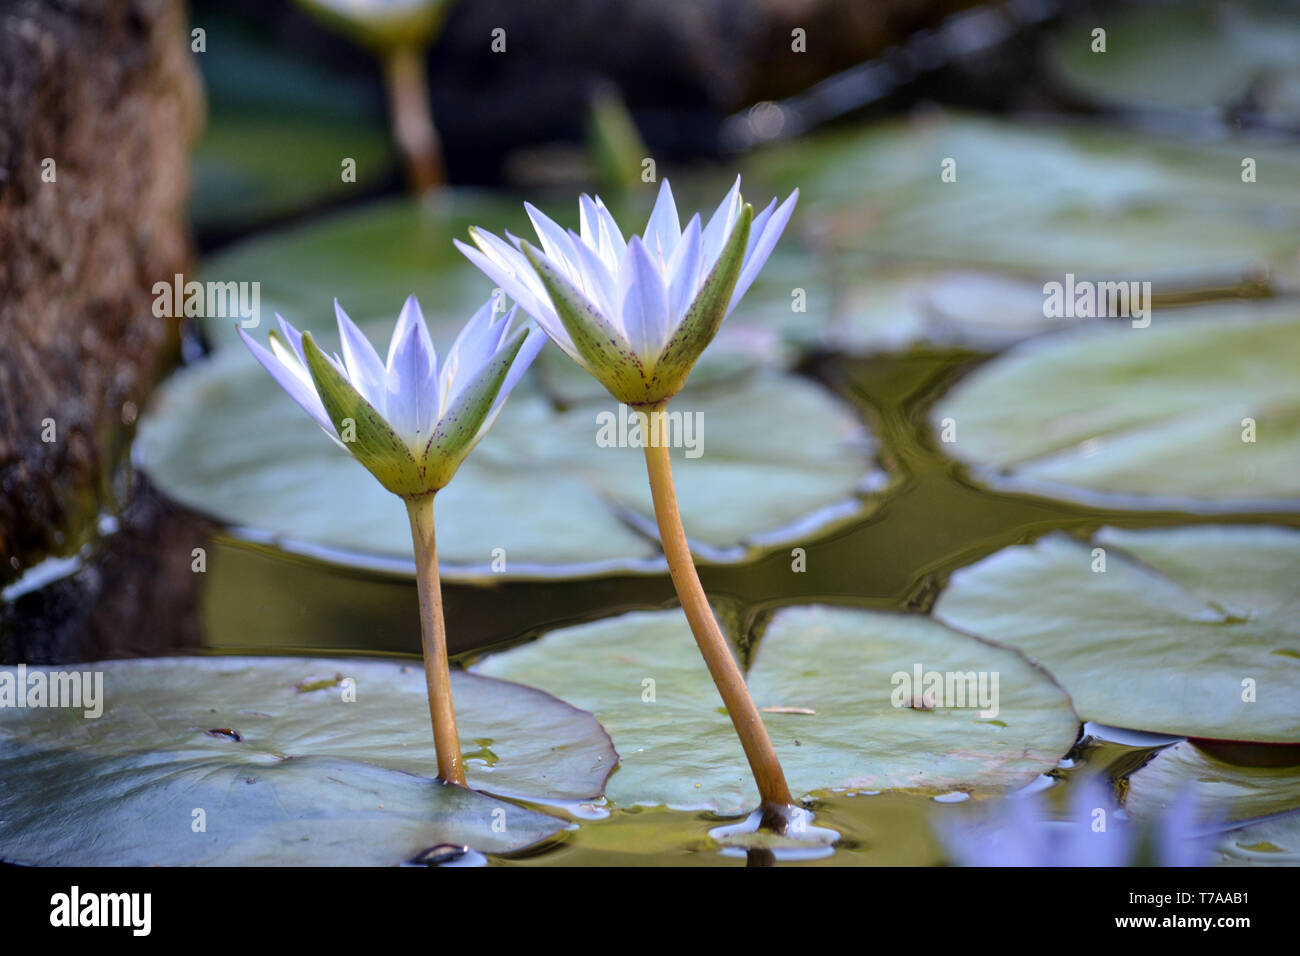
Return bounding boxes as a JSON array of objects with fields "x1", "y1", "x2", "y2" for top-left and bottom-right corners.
[{"x1": 0, "y1": 0, "x2": 202, "y2": 585}]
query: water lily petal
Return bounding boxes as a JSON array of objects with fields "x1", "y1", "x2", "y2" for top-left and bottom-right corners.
[
  {"x1": 238, "y1": 326, "x2": 334, "y2": 435},
  {"x1": 728, "y1": 189, "x2": 798, "y2": 316},
  {"x1": 700, "y1": 175, "x2": 742, "y2": 268},
  {"x1": 333, "y1": 299, "x2": 387, "y2": 409},
  {"x1": 525, "y1": 203, "x2": 583, "y2": 284},
  {"x1": 384, "y1": 295, "x2": 439, "y2": 446},
  {"x1": 456, "y1": 233, "x2": 570, "y2": 350},
  {"x1": 620, "y1": 235, "x2": 673, "y2": 364},
  {"x1": 643, "y1": 179, "x2": 682, "y2": 262},
  {"x1": 665, "y1": 213, "x2": 703, "y2": 323}
]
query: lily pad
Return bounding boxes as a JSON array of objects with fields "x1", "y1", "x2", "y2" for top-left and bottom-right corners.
[
  {"x1": 933, "y1": 525, "x2": 1300, "y2": 743},
  {"x1": 929, "y1": 303, "x2": 1300, "y2": 509},
  {"x1": 1126, "y1": 740, "x2": 1300, "y2": 825},
  {"x1": 1214, "y1": 811, "x2": 1300, "y2": 865},
  {"x1": 0, "y1": 656, "x2": 615, "y2": 865},
  {"x1": 833, "y1": 269, "x2": 1065, "y2": 353},
  {"x1": 747, "y1": 112, "x2": 1300, "y2": 291},
  {"x1": 473, "y1": 606, "x2": 1079, "y2": 813},
  {"x1": 136, "y1": 353, "x2": 883, "y2": 575},
  {"x1": 1048, "y1": 1, "x2": 1300, "y2": 132}
]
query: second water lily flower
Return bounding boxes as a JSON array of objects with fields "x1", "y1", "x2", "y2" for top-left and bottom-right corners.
[
  {"x1": 458, "y1": 178, "x2": 801, "y2": 820},
  {"x1": 455, "y1": 177, "x2": 797, "y2": 406},
  {"x1": 239, "y1": 294, "x2": 543, "y2": 786}
]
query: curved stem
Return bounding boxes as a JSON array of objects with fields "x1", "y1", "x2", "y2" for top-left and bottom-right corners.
[
  {"x1": 404, "y1": 492, "x2": 466, "y2": 786},
  {"x1": 382, "y1": 44, "x2": 443, "y2": 194},
  {"x1": 639, "y1": 400, "x2": 795, "y2": 811}
]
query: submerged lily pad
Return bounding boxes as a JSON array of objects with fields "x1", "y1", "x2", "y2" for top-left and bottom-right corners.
[
  {"x1": 136, "y1": 353, "x2": 883, "y2": 575},
  {"x1": 473, "y1": 606, "x2": 1079, "y2": 813},
  {"x1": 1126, "y1": 741, "x2": 1300, "y2": 825},
  {"x1": 1048, "y1": 1, "x2": 1300, "y2": 132},
  {"x1": 748, "y1": 112, "x2": 1300, "y2": 291},
  {"x1": 0, "y1": 657, "x2": 615, "y2": 865},
  {"x1": 934, "y1": 525, "x2": 1300, "y2": 743},
  {"x1": 929, "y1": 303, "x2": 1300, "y2": 509}
]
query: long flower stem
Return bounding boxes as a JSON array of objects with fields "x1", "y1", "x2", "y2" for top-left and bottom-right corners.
[
  {"x1": 382, "y1": 44, "x2": 444, "y2": 194},
  {"x1": 405, "y1": 492, "x2": 466, "y2": 786},
  {"x1": 639, "y1": 400, "x2": 795, "y2": 812}
]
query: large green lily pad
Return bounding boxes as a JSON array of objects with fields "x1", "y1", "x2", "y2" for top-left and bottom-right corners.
[
  {"x1": 0, "y1": 657, "x2": 615, "y2": 865},
  {"x1": 934, "y1": 525, "x2": 1300, "y2": 743},
  {"x1": 929, "y1": 303, "x2": 1300, "y2": 508},
  {"x1": 1126, "y1": 741, "x2": 1300, "y2": 825},
  {"x1": 136, "y1": 352, "x2": 883, "y2": 575},
  {"x1": 747, "y1": 112, "x2": 1300, "y2": 291},
  {"x1": 1048, "y1": 1, "x2": 1300, "y2": 132},
  {"x1": 473, "y1": 606, "x2": 1079, "y2": 813}
]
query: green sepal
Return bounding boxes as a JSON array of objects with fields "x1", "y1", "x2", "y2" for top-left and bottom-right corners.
[{"x1": 300, "y1": 331, "x2": 429, "y2": 497}]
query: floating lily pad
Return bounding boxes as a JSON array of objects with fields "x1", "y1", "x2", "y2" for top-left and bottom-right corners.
[
  {"x1": 1214, "y1": 811, "x2": 1300, "y2": 865},
  {"x1": 747, "y1": 112, "x2": 1300, "y2": 291},
  {"x1": 833, "y1": 269, "x2": 1064, "y2": 353},
  {"x1": 136, "y1": 352, "x2": 883, "y2": 575},
  {"x1": 0, "y1": 657, "x2": 615, "y2": 865},
  {"x1": 929, "y1": 303, "x2": 1300, "y2": 508},
  {"x1": 934, "y1": 525, "x2": 1300, "y2": 743},
  {"x1": 1048, "y1": 1, "x2": 1300, "y2": 132},
  {"x1": 1126, "y1": 741, "x2": 1300, "y2": 825},
  {"x1": 473, "y1": 606, "x2": 1079, "y2": 813}
]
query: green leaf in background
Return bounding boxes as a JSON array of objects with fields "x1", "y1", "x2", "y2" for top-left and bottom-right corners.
[
  {"x1": 1126, "y1": 741, "x2": 1300, "y2": 825},
  {"x1": 191, "y1": 18, "x2": 396, "y2": 232},
  {"x1": 746, "y1": 112, "x2": 1300, "y2": 292},
  {"x1": 0, "y1": 657, "x2": 616, "y2": 864},
  {"x1": 934, "y1": 525, "x2": 1300, "y2": 743},
  {"x1": 1047, "y1": 0, "x2": 1300, "y2": 131},
  {"x1": 137, "y1": 352, "x2": 883, "y2": 575},
  {"x1": 473, "y1": 606, "x2": 1079, "y2": 813},
  {"x1": 928, "y1": 303, "x2": 1300, "y2": 508}
]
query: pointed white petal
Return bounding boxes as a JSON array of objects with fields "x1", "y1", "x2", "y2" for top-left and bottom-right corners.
[
  {"x1": 565, "y1": 228, "x2": 620, "y2": 321},
  {"x1": 620, "y1": 236, "x2": 673, "y2": 363},
  {"x1": 334, "y1": 299, "x2": 387, "y2": 409},
  {"x1": 238, "y1": 326, "x2": 335, "y2": 436},
  {"x1": 385, "y1": 295, "x2": 438, "y2": 445},
  {"x1": 643, "y1": 179, "x2": 682, "y2": 262},
  {"x1": 664, "y1": 213, "x2": 703, "y2": 324},
  {"x1": 728, "y1": 188, "x2": 798, "y2": 316},
  {"x1": 700, "y1": 175, "x2": 742, "y2": 268},
  {"x1": 524, "y1": 203, "x2": 583, "y2": 282}
]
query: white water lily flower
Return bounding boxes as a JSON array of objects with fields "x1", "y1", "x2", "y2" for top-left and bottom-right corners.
[
  {"x1": 455, "y1": 177, "x2": 797, "y2": 405},
  {"x1": 238, "y1": 293, "x2": 543, "y2": 497}
]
